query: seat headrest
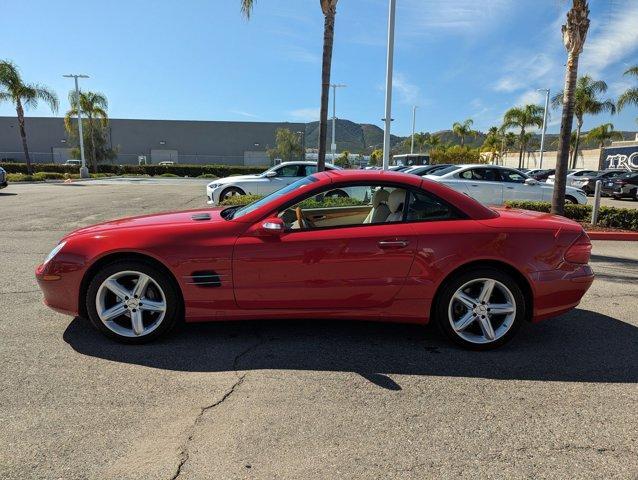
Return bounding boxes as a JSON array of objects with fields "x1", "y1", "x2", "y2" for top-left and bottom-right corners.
[
  {"x1": 388, "y1": 189, "x2": 405, "y2": 213},
  {"x1": 371, "y1": 189, "x2": 389, "y2": 207}
]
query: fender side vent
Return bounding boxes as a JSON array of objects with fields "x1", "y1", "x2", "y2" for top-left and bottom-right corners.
[
  {"x1": 191, "y1": 213, "x2": 211, "y2": 221},
  {"x1": 187, "y1": 271, "x2": 221, "y2": 287}
]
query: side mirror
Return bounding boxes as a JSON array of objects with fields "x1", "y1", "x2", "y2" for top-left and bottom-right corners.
[
  {"x1": 524, "y1": 178, "x2": 539, "y2": 186},
  {"x1": 259, "y1": 217, "x2": 285, "y2": 236},
  {"x1": 264, "y1": 171, "x2": 277, "y2": 178}
]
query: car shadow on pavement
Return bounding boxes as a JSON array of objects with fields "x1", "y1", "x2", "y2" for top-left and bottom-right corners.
[{"x1": 63, "y1": 308, "x2": 638, "y2": 389}]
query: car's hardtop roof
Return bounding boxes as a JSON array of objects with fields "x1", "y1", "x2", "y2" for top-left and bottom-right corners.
[{"x1": 275, "y1": 161, "x2": 338, "y2": 167}]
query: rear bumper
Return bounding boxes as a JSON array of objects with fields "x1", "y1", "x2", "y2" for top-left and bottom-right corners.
[{"x1": 531, "y1": 264, "x2": 594, "y2": 322}]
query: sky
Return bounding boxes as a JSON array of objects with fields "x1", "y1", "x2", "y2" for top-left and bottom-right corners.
[{"x1": 1, "y1": 0, "x2": 637, "y2": 136}]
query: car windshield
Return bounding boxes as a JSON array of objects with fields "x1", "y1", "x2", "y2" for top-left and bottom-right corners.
[
  {"x1": 429, "y1": 165, "x2": 461, "y2": 176},
  {"x1": 618, "y1": 172, "x2": 638, "y2": 179},
  {"x1": 229, "y1": 175, "x2": 319, "y2": 219}
]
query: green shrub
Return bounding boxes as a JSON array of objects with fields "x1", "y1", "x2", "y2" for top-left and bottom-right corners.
[
  {"x1": 32, "y1": 172, "x2": 65, "y2": 181},
  {"x1": 220, "y1": 194, "x2": 366, "y2": 209},
  {"x1": 220, "y1": 194, "x2": 263, "y2": 206},
  {"x1": 0, "y1": 162, "x2": 266, "y2": 178},
  {"x1": 430, "y1": 146, "x2": 484, "y2": 165},
  {"x1": 504, "y1": 201, "x2": 638, "y2": 231},
  {"x1": 7, "y1": 173, "x2": 35, "y2": 182},
  {"x1": 159, "y1": 173, "x2": 180, "y2": 177}
]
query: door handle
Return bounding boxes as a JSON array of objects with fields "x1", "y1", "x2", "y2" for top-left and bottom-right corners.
[
  {"x1": 470, "y1": 184, "x2": 479, "y2": 187},
  {"x1": 506, "y1": 186, "x2": 514, "y2": 189},
  {"x1": 378, "y1": 240, "x2": 409, "y2": 249}
]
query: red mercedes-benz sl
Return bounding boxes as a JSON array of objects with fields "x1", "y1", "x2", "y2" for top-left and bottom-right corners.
[{"x1": 36, "y1": 170, "x2": 594, "y2": 349}]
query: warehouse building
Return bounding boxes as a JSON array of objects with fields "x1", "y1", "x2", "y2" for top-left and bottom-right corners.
[{"x1": 0, "y1": 116, "x2": 306, "y2": 166}]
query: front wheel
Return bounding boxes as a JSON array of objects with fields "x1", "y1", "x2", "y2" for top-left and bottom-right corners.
[
  {"x1": 85, "y1": 260, "x2": 181, "y2": 343},
  {"x1": 219, "y1": 187, "x2": 245, "y2": 202},
  {"x1": 565, "y1": 195, "x2": 578, "y2": 204},
  {"x1": 434, "y1": 267, "x2": 526, "y2": 350}
]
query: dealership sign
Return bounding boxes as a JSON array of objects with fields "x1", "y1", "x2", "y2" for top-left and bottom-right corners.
[{"x1": 603, "y1": 145, "x2": 638, "y2": 171}]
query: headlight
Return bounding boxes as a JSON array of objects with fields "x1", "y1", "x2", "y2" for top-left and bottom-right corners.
[
  {"x1": 43, "y1": 241, "x2": 66, "y2": 265},
  {"x1": 208, "y1": 183, "x2": 221, "y2": 189}
]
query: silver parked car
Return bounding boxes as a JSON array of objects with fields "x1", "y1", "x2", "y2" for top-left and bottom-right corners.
[{"x1": 0, "y1": 167, "x2": 7, "y2": 189}]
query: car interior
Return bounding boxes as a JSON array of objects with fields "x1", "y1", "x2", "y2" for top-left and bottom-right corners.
[{"x1": 278, "y1": 184, "x2": 459, "y2": 230}]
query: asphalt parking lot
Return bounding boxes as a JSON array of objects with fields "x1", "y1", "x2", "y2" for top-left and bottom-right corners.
[{"x1": 1, "y1": 180, "x2": 637, "y2": 480}]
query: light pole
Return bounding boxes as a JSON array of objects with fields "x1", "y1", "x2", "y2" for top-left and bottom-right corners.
[
  {"x1": 63, "y1": 74, "x2": 89, "y2": 178},
  {"x1": 296, "y1": 130, "x2": 305, "y2": 161},
  {"x1": 330, "y1": 83, "x2": 346, "y2": 162},
  {"x1": 382, "y1": 0, "x2": 396, "y2": 170},
  {"x1": 537, "y1": 88, "x2": 550, "y2": 169},
  {"x1": 410, "y1": 105, "x2": 418, "y2": 154}
]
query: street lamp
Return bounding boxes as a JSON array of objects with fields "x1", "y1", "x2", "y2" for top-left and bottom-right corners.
[
  {"x1": 63, "y1": 74, "x2": 89, "y2": 178},
  {"x1": 382, "y1": 0, "x2": 396, "y2": 170},
  {"x1": 537, "y1": 88, "x2": 550, "y2": 169},
  {"x1": 410, "y1": 105, "x2": 418, "y2": 154},
  {"x1": 330, "y1": 83, "x2": 346, "y2": 162},
  {"x1": 296, "y1": 131, "x2": 305, "y2": 161}
]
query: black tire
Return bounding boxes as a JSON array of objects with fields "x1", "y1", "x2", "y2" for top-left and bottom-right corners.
[
  {"x1": 434, "y1": 267, "x2": 526, "y2": 350},
  {"x1": 565, "y1": 195, "x2": 577, "y2": 204},
  {"x1": 85, "y1": 260, "x2": 182, "y2": 344},
  {"x1": 219, "y1": 186, "x2": 245, "y2": 202}
]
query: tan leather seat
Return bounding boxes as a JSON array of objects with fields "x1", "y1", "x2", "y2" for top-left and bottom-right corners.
[
  {"x1": 363, "y1": 189, "x2": 390, "y2": 224},
  {"x1": 385, "y1": 189, "x2": 405, "y2": 222}
]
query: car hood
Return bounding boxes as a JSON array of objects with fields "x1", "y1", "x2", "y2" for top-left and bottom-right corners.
[
  {"x1": 63, "y1": 208, "x2": 227, "y2": 239},
  {"x1": 208, "y1": 174, "x2": 264, "y2": 186}
]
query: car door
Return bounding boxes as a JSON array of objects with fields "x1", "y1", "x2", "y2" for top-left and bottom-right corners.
[
  {"x1": 259, "y1": 164, "x2": 304, "y2": 195},
  {"x1": 232, "y1": 183, "x2": 417, "y2": 310},
  {"x1": 500, "y1": 169, "x2": 543, "y2": 202},
  {"x1": 457, "y1": 168, "x2": 503, "y2": 205}
]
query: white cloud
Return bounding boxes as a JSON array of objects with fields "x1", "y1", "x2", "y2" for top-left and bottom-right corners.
[
  {"x1": 229, "y1": 110, "x2": 259, "y2": 119},
  {"x1": 580, "y1": 0, "x2": 638, "y2": 76},
  {"x1": 515, "y1": 89, "x2": 544, "y2": 106},
  {"x1": 289, "y1": 107, "x2": 319, "y2": 122},
  {"x1": 393, "y1": 72, "x2": 421, "y2": 105},
  {"x1": 493, "y1": 53, "x2": 556, "y2": 93},
  {"x1": 284, "y1": 46, "x2": 320, "y2": 64}
]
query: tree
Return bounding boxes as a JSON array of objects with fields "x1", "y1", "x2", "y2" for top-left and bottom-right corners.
[
  {"x1": 369, "y1": 148, "x2": 383, "y2": 166},
  {"x1": 552, "y1": 75, "x2": 615, "y2": 169},
  {"x1": 335, "y1": 150, "x2": 351, "y2": 168},
  {"x1": 452, "y1": 119, "x2": 476, "y2": 146},
  {"x1": 0, "y1": 60, "x2": 58, "y2": 174},
  {"x1": 267, "y1": 128, "x2": 303, "y2": 162},
  {"x1": 617, "y1": 65, "x2": 638, "y2": 123},
  {"x1": 428, "y1": 134, "x2": 442, "y2": 150},
  {"x1": 481, "y1": 127, "x2": 501, "y2": 163},
  {"x1": 502, "y1": 104, "x2": 544, "y2": 169},
  {"x1": 64, "y1": 90, "x2": 109, "y2": 173},
  {"x1": 585, "y1": 123, "x2": 623, "y2": 170},
  {"x1": 240, "y1": 0, "x2": 338, "y2": 172}
]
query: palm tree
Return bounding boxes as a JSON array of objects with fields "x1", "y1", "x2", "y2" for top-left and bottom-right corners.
[
  {"x1": 552, "y1": 75, "x2": 615, "y2": 169},
  {"x1": 240, "y1": 0, "x2": 338, "y2": 172},
  {"x1": 585, "y1": 123, "x2": 624, "y2": 170},
  {"x1": 502, "y1": 104, "x2": 544, "y2": 169},
  {"x1": 481, "y1": 127, "x2": 501, "y2": 163},
  {"x1": 428, "y1": 134, "x2": 442, "y2": 150},
  {"x1": 617, "y1": 65, "x2": 638, "y2": 123},
  {"x1": 552, "y1": 0, "x2": 590, "y2": 215},
  {"x1": 0, "y1": 60, "x2": 58, "y2": 174},
  {"x1": 64, "y1": 91, "x2": 108, "y2": 173},
  {"x1": 452, "y1": 119, "x2": 476, "y2": 147}
]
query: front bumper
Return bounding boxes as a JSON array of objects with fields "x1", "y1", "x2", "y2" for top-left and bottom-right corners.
[
  {"x1": 35, "y1": 260, "x2": 84, "y2": 317},
  {"x1": 206, "y1": 186, "x2": 222, "y2": 205},
  {"x1": 0, "y1": 180, "x2": 7, "y2": 189}
]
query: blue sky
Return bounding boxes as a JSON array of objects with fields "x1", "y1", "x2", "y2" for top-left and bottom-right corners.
[{"x1": 1, "y1": 0, "x2": 637, "y2": 136}]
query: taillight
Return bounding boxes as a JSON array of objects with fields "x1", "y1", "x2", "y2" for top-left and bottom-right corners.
[{"x1": 564, "y1": 233, "x2": 592, "y2": 264}]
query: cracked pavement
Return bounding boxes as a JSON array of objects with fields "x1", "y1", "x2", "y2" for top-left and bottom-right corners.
[{"x1": 0, "y1": 182, "x2": 637, "y2": 479}]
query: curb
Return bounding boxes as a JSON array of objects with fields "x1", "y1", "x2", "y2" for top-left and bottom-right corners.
[{"x1": 586, "y1": 231, "x2": 638, "y2": 241}]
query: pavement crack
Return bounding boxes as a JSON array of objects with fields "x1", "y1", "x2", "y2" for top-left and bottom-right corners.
[{"x1": 170, "y1": 334, "x2": 266, "y2": 480}]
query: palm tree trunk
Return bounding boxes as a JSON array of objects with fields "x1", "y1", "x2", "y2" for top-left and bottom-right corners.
[
  {"x1": 87, "y1": 116, "x2": 98, "y2": 173},
  {"x1": 571, "y1": 121, "x2": 582, "y2": 169},
  {"x1": 517, "y1": 130, "x2": 525, "y2": 169},
  {"x1": 597, "y1": 141, "x2": 605, "y2": 170},
  {"x1": 552, "y1": 51, "x2": 579, "y2": 216},
  {"x1": 460, "y1": 136, "x2": 464, "y2": 147},
  {"x1": 15, "y1": 100, "x2": 33, "y2": 175},
  {"x1": 317, "y1": 9, "x2": 336, "y2": 172}
]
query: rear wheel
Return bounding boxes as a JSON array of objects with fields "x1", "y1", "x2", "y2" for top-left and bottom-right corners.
[
  {"x1": 85, "y1": 260, "x2": 181, "y2": 343},
  {"x1": 434, "y1": 267, "x2": 525, "y2": 350},
  {"x1": 565, "y1": 195, "x2": 578, "y2": 204}
]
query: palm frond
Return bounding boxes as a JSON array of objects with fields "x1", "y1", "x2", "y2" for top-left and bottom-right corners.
[
  {"x1": 617, "y1": 88, "x2": 638, "y2": 111},
  {"x1": 240, "y1": 0, "x2": 254, "y2": 19}
]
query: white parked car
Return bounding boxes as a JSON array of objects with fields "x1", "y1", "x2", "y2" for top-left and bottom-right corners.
[
  {"x1": 546, "y1": 169, "x2": 599, "y2": 187},
  {"x1": 425, "y1": 164, "x2": 588, "y2": 205},
  {"x1": 0, "y1": 166, "x2": 7, "y2": 189},
  {"x1": 206, "y1": 161, "x2": 340, "y2": 205}
]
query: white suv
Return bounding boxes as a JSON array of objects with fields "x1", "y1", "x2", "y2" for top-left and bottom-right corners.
[{"x1": 206, "y1": 161, "x2": 339, "y2": 205}]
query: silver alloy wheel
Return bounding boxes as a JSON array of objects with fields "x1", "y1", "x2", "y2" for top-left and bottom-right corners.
[
  {"x1": 448, "y1": 278, "x2": 516, "y2": 345},
  {"x1": 95, "y1": 270, "x2": 167, "y2": 338},
  {"x1": 222, "y1": 189, "x2": 241, "y2": 200}
]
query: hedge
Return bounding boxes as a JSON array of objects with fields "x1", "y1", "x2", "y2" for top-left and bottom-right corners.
[
  {"x1": 505, "y1": 200, "x2": 638, "y2": 231},
  {"x1": 220, "y1": 194, "x2": 366, "y2": 209},
  {"x1": 7, "y1": 172, "x2": 117, "y2": 182},
  {"x1": 430, "y1": 146, "x2": 484, "y2": 165},
  {"x1": 0, "y1": 162, "x2": 266, "y2": 178}
]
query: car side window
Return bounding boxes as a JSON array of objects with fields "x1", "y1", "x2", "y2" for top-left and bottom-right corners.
[
  {"x1": 406, "y1": 190, "x2": 461, "y2": 222},
  {"x1": 500, "y1": 169, "x2": 526, "y2": 183},
  {"x1": 303, "y1": 165, "x2": 317, "y2": 176},
  {"x1": 460, "y1": 168, "x2": 497, "y2": 181},
  {"x1": 276, "y1": 165, "x2": 302, "y2": 177}
]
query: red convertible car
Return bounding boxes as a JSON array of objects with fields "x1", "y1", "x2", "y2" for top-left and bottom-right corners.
[{"x1": 36, "y1": 170, "x2": 594, "y2": 349}]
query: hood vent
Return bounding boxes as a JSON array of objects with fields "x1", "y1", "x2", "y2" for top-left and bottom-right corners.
[
  {"x1": 191, "y1": 213, "x2": 212, "y2": 221},
  {"x1": 187, "y1": 271, "x2": 221, "y2": 288}
]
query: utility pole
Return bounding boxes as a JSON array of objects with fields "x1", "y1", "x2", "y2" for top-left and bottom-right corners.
[
  {"x1": 538, "y1": 88, "x2": 550, "y2": 169},
  {"x1": 63, "y1": 74, "x2": 89, "y2": 178},
  {"x1": 330, "y1": 83, "x2": 346, "y2": 162},
  {"x1": 410, "y1": 105, "x2": 418, "y2": 154},
  {"x1": 382, "y1": 0, "x2": 396, "y2": 170}
]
